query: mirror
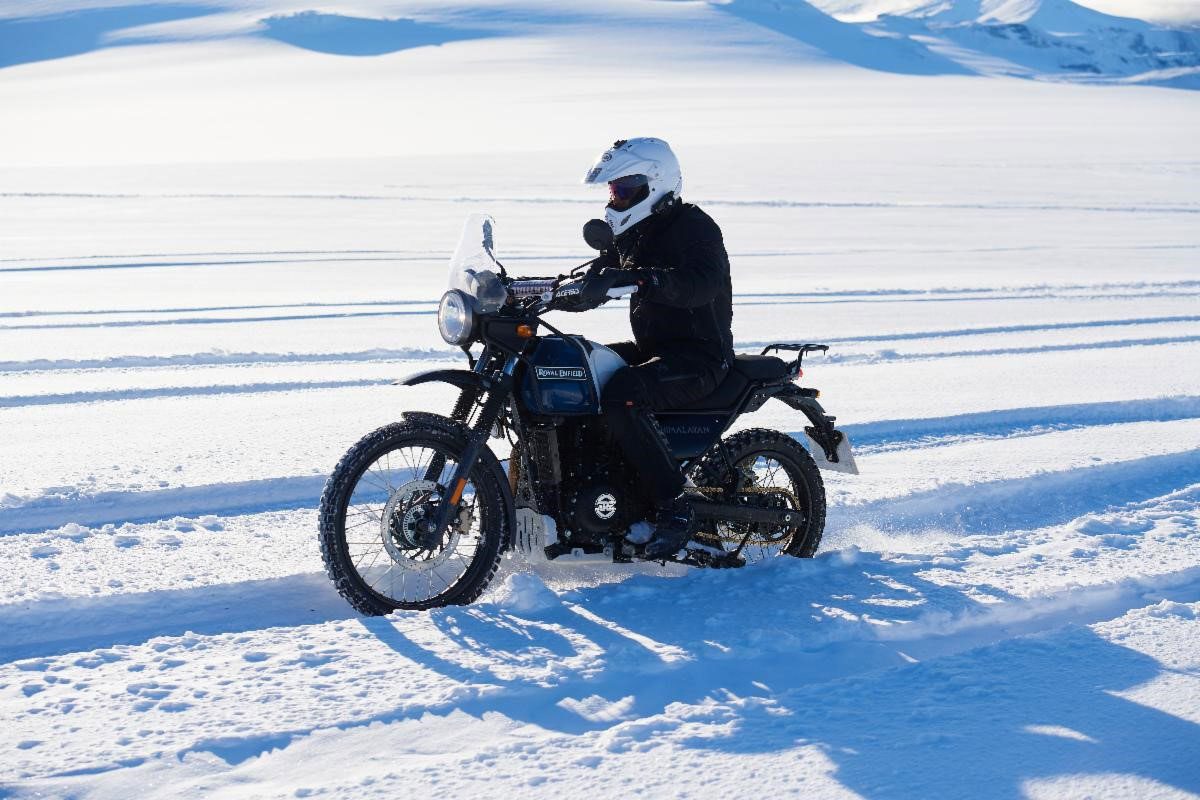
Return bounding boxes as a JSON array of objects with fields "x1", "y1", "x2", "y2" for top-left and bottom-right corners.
[{"x1": 582, "y1": 218, "x2": 614, "y2": 252}]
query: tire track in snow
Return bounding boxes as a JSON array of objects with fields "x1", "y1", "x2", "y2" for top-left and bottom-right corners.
[
  {"x1": 0, "y1": 256, "x2": 410, "y2": 274},
  {"x1": 3, "y1": 313, "x2": 1200, "y2": 374},
  {"x1": 0, "y1": 378, "x2": 397, "y2": 409},
  {"x1": 754, "y1": 314, "x2": 1200, "y2": 347},
  {"x1": 3, "y1": 551, "x2": 1198, "y2": 710},
  {"x1": 3, "y1": 242, "x2": 1197, "y2": 271},
  {"x1": 0, "y1": 249, "x2": 405, "y2": 264},
  {"x1": 0, "y1": 309, "x2": 434, "y2": 330},
  {"x1": 0, "y1": 475, "x2": 330, "y2": 536},
  {"x1": 4, "y1": 190, "x2": 1198, "y2": 215},
  {"x1": 3, "y1": 398, "x2": 1198, "y2": 536},
  {"x1": 3, "y1": 279, "x2": 1196, "y2": 323},
  {"x1": 839, "y1": 395, "x2": 1200, "y2": 450},
  {"x1": 0, "y1": 348, "x2": 458, "y2": 373},
  {"x1": 8, "y1": 310, "x2": 1200, "y2": 339},
  {"x1": 0, "y1": 572, "x2": 353, "y2": 664},
  {"x1": 823, "y1": 333, "x2": 1200, "y2": 364},
  {"x1": 831, "y1": 449, "x2": 1200, "y2": 536},
  {"x1": 3, "y1": 493, "x2": 1198, "y2": 784},
  {"x1": 876, "y1": 566, "x2": 1200, "y2": 660},
  {"x1": 0, "y1": 299, "x2": 430, "y2": 319}
]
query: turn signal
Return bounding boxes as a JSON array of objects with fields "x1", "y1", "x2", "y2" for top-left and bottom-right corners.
[{"x1": 516, "y1": 324, "x2": 535, "y2": 338}]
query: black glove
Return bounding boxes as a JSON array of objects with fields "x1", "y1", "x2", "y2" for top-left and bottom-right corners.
[
  {"x1": 580, "y1": 268, "x2": 647, "y2": 309},
  {"x1": 550, "y1": 275, "x2": 603, "y2": 313}
]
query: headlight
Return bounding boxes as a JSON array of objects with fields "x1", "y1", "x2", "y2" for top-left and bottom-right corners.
[{"x1": 438, "y1": 290, "x2": 475, "y2": 345}]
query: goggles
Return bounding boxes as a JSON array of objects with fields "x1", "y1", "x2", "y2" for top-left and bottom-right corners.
[{"x1": 608, "y1": 174, "x2": 649, "y2": 204}]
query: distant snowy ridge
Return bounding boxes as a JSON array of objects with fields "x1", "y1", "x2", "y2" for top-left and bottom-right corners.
[
  {"x1": 868, "y1": 0, "x2": 1200, "y2": 85},
  {"x1": 1, "y1": 0, "x2": 1197, "y2": 88}
]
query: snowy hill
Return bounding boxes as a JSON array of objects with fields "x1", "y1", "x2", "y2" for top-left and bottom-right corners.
[
  {"x1": 872, "y1": 0, "x2": 1200, "y2": 86},
  {"x1": 0, "y1": 0, "x2": 1197, "y2": 88},
  {"x1": 710, "y1": 0, "x2": 970, "y2": 73}
]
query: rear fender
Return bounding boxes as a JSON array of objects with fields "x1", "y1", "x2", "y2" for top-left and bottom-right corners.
[{"x1": 773, "y1": 386, "x2": 858, "y2": 473}]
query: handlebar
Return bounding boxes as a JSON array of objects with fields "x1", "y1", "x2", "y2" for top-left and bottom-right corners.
[{"x1": 506, "y1": 275, "x2": 637, "y2": 311}]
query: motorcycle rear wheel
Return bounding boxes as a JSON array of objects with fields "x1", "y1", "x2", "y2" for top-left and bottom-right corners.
[
  {"x1": 318, "y1": 419, "x2": 508, "y2": 614},
  {"x1": 693, "y1": 428, "x2": 826, "y2": 563}
]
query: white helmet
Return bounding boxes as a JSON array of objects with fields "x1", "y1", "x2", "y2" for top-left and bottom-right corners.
[{"x1": 583, "y1": 137, "x2": 683, "y2": 237}]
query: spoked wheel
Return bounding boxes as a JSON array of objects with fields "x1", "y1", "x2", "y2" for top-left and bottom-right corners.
[
  {"x1": 693, "y1": 428, "x2": 826, "y2": 564},
  {"x1": 319, "y1": 420, "x2": 508, "y2": 614}
]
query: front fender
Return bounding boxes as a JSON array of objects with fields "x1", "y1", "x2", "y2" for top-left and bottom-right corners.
[{"x1": 397, "y1": 369, "x2": 490, "y2": 392}]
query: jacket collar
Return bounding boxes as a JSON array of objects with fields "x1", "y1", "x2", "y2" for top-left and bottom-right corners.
[{"x1": 616, "y1": 200, "x2": 684, "y2": 260}]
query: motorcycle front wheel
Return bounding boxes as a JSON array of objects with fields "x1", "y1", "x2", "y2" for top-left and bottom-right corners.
[{"x1": 318, "y1": 419, "x2": 508, "y2": 614}]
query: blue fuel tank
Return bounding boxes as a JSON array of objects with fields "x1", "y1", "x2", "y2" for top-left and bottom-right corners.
[{"x1": 519, "y1": 336, "x2": 626, "y2": 416}]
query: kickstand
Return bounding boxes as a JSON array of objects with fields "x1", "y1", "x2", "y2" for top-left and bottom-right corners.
[{"x1": 726, "y1": 528, "x2": 753, "y2": 563}]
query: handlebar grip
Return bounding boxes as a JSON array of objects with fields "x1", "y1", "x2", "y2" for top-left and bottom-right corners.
[{"x1": 606, "y1": 285, "x2": 637, "y2": 299}]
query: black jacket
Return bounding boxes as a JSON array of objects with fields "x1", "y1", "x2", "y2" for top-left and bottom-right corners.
[{"x1": 615, "y1": 202, "x2": 734, "y2": 369}]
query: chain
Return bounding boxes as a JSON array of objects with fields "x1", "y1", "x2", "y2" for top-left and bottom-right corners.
[{"x1": 691, "y1": 485, "x2": 802, "y2": 545}]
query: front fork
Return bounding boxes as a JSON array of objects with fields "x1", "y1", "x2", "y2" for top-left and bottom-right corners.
[
  {"x1": 420, "y1": 355, "x2": 489, "y2": 483},
  {"x1": 417, "y1": 355, "x2": 518, "y2": 546}
]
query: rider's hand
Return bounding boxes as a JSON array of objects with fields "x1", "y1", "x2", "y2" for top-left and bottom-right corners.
[
  {"x1": 550, "y1": 277, "x2": 597, "y2": 313},
  {"x1": 580, "y1": 268, "x2": 648, "y2": 308}
]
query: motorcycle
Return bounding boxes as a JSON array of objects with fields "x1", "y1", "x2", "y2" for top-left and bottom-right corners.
[{"x1": 318, "y1": 213, "x2": 858, "y2": 613}]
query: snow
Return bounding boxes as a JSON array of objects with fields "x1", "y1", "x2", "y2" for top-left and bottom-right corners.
[{"x1": 2, "y1": 0, "x2": 1200, "y2": 796}]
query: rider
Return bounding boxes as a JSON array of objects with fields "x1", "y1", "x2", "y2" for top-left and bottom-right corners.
[{"x1": 575, "y1": 137, "x2": 735, "y2": 559}]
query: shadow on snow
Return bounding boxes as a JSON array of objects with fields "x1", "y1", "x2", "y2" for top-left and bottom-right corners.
[
  {"x1": 258, "y1": 12, "x2": 494, "y2": 57},
  {"x1": 352, "y1": 551, "x2": 1200, "y2": 798},
  {"x1": 714, "y1": 0, "x2": 970, "y2": 75},
  {"x1": 0, "y1": 7, "x2": 494, "y2": 70},
  {"x1": 0, "y1": 5, "x2": 220, "y2": 69}
]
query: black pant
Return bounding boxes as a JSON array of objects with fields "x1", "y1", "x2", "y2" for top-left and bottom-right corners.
[{"x1": 601, "y1": 342, "x2": 726, "y2": 505}]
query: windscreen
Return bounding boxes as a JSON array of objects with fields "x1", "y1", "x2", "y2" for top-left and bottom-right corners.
[{"x1": 447, "y1": 213, "x2": 507, "y2": 313}]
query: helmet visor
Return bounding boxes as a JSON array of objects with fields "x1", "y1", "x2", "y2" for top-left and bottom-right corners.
[{"x1": 608, "y1": 174, "x2": 649, "y2": 210}]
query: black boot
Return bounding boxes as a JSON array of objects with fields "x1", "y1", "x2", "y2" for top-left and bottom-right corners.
[{"x1": 643, "y1": 493, "x2": 696, "y2": 560}]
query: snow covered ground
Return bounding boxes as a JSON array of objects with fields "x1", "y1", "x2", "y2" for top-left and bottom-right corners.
[{"x1": 2, "y1": 0, "x2": 1200, "y2": 797}]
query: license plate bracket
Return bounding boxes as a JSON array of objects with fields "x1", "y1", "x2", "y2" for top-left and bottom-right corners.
[{"x1": 805, "y1": 430, "x2": 859, "y2": 475}]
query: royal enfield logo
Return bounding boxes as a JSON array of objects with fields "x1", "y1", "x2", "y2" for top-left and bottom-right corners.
[
  {"x1": 594, "y1": 493, "x2": 617, "y2": 520},
  {"x1": 535, "y1": 366, "x2": 586, "y2": 381}
]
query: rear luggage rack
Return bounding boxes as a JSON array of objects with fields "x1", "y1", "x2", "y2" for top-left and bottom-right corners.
[{"x1": 760, "y1": 343, "x2": 829, "y2": 377}]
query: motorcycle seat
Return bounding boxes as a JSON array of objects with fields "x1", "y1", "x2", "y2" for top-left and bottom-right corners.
[
  {"x1": 669, "y1": 354, "x2": 788, "y2": 412},
  {"x1": 731, "y1": 354, "x2": 789, "y2": 381}
]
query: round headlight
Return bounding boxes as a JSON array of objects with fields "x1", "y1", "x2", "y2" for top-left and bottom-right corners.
[{"x1": 438, "y1": 290, "x2": 475, "y2": 345}]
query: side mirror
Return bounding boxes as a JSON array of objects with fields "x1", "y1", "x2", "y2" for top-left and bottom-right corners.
[{"x1": 582, "y1": 218, "x2": 614, "y2": 252}]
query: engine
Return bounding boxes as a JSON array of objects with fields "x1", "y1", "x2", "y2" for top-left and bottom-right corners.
[{"x1": 515, "y1": 416, "x2": 647, "y2": 554}]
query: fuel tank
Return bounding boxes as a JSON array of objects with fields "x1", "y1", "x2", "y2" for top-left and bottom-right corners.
[{"x1": 519, "y1": 335, "x2": 626, "y2": 416}]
